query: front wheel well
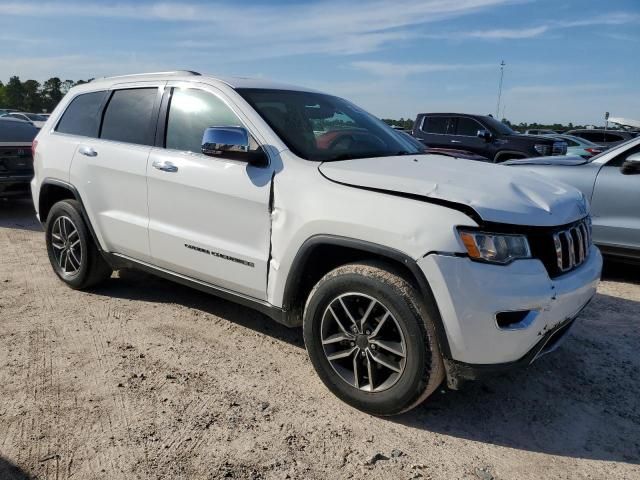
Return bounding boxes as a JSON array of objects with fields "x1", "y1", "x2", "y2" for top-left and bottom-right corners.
[
  {"x1": 494, "y1": 151, "x2": 526, "y2": 163},
  {"x1": 282, "y1": 239, "x2": 423, "y2": 327}
]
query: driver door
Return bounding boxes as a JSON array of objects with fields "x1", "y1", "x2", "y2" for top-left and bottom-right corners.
[
  {"x1": 146, "y1": 84, "x2": 274, "y2": 300},
  {"x1": 590, "y1": 144, "x2": 640, "y2": 252}
]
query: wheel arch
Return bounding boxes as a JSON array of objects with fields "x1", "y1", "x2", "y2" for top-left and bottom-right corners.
[
  {"x1": 281, "y1": 235, "x2": 452, "y2": 358},
  {"x1": 494, "y1": 150, "x2": 527, "y2": 163},
  {"x1": 39, "y1": 178, "x2": 104, "y2": 252}
]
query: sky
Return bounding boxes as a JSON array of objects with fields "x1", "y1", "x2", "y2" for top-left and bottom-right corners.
[{"x1": 0, "y1": 0, "x2": 638, "y2": 125}]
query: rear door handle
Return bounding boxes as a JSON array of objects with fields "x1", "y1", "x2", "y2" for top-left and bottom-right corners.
[
  {"x1": 152, "y1": 160, "x2": 178, "y2": 173},
  {"x1": 78, "y1": 146, "x2": 97, "y2": 157},
  {"x1": 450, "y1": 140, "x2": 461, "y2": 144}
]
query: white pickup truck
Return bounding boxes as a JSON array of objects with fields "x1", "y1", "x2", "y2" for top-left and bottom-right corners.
[{"x1": 31, "y1": 71, "x2": 601, "y2": 415}]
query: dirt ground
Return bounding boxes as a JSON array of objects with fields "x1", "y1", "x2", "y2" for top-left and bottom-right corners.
[{"x1": 0, "y1": 198, "x2": 639, "y2": 480}]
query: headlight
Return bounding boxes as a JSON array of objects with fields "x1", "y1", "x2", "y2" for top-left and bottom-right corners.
[
  {"x1": 534, "y1": 144, "x2": 550, "y2": 155},
  {"x1": 458, "y1": 230, "x2": 531, "y2": 264}
]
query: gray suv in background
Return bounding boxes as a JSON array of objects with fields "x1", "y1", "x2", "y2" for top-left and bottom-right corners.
[{"x1": 506, "y1": 137, "x2": 640, "y2": 263}]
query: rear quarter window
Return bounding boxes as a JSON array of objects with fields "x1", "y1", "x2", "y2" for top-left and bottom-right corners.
[{"x1": 56, "y1": 91, "x2": 107, "y2": 138}]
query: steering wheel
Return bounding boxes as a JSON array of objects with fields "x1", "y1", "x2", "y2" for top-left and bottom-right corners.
[{"x1": 328, "y1": 133, "x2": 357, "y2": 151}]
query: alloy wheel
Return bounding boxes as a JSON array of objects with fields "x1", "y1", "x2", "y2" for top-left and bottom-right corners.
[
  {"x1": 320, "y1": 293, "x2": 407, "y2": 392},
  {"x1": 51, "y1": 215, "x2": 83, "y2": 276}
]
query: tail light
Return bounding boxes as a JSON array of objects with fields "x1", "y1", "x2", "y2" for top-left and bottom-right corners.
[
  {"x1": 585, "y1": 147, "x2": 602, "y2": 156},
  {"x1": 32, "y1": 139, "x2": 38, "y2": 158}
]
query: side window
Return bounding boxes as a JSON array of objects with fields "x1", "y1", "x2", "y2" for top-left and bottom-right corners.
[
  {"x1": 100, "y1": 88, "x2": 158, "y2": 146},
  {"x1": 55, "y1": 91, "x2": 107, "y2": 138},
  {"x1": 561, "y1": 137, "x2": 578, "y2": 147},
  {"x1": 166, "y1": 88, "x2": 243, "y2": 153},
  {"x1": 456, "y1": 117, "x2": 482, "y2": 136},
  {"x1": 606, "y1": 143, "x2": 640, "y2": 167},
  {"x1": 579, "y1": 131, "x2": 604, "y2": 143},
  {"x1": 422, "y1": 116, "x2": 454, "y2": 134}
]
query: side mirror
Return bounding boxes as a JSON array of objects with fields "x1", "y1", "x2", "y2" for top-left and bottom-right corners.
[
  {"x1": 201, "y1": 126, "x2": 268, "y2": 167},
  {"x1": 477, "y1": 129, "x2": 492, "y2": 142},
  {"x1": 621, "y1": 152, "x2": 640, "y2": 175}
]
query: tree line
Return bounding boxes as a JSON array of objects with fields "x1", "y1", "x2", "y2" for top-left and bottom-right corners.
[
  {"x1": 0, "y1": 76, "x2": 93, "y2": 113},
  {"x1": 2, "y1": 76, "x2": 594, "y2": 132}
]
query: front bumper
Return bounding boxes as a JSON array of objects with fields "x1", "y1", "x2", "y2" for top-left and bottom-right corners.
[{"x1": 418, "y1": 245, "x2": 602, "y2": 369}]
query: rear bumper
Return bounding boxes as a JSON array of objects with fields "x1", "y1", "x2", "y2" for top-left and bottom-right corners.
[{"x1": 0, "y1": 175, "x2": 32, "y2": 197}]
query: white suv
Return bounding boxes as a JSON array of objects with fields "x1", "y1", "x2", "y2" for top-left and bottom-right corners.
[{"x1": 31, "y1": 71, "x2": 602, "y2": 415}]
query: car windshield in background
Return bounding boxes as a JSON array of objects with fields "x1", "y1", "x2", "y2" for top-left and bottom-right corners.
[
  {"x1": 237, "y1": 88, "x2": 422, "y2": 161},
  {"x1": 25, "y1": 113, "x2": 48, "y2": 121},
  {"x1": 482, "y1": 115, "x2": 516, "y2": 135}
]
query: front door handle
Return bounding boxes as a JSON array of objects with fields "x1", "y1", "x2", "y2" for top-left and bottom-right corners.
[
  {"x1": 78, "y1": 146, "x2": 97, "y2": 157},
  {"x1": 152, "y1": 160, "x2": 178, "y2": 173},
  {"x1": 450, "y1": 140, "x2": 461, "y2": 144}
]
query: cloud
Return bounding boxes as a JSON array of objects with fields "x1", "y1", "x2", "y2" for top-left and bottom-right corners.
[
  {"x1": 429, "y1": 11, "x2": 639, "y2": 41},
  {"x1": 507, "y1": 83, "x2": 619, "y2": 95},
  {"x1": 453, "y1": 26, "x2": 549, "y2": 39},
  {"x1": 0, "y1": 0, "x2": 513, "y2": 58},
  {"x1": 351, "y1": 61, "x2": 494, "y2": 78}
]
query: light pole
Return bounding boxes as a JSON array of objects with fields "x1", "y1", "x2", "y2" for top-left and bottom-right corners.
[{"x1": 495, "y1": 60, "x2": 506, "y2": 119}]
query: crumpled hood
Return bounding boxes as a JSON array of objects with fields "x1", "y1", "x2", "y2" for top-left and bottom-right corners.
[
  {"x1": 319, "y1": 154, "x2": 588, "y2": 226},
  {"x1": 502, "y1": 155, "x2": 588, "y2": 166}
]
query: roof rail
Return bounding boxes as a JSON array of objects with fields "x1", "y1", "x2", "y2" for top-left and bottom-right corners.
[{"x1": 91, "y1": 70, "x2": 201, "y2": 82}]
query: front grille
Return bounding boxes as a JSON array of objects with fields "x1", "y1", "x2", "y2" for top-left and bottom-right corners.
[
  {"x1": 528, "y1": 217, "x2": 592, "y2": 277},
  {"x1": 552, "y1": 220, "x2": 591, "y2": 272},
  {"x1": 552, "y1": 141, "x2": 568, "y2": 156}
]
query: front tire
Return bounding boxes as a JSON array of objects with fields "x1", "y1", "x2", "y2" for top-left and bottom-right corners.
[
  {"x1": 45, "y1": 199, "x2": 112, "y2": 289},
  {"x1": 303, "y1": 261, "x2": 444, "y2": 416}
]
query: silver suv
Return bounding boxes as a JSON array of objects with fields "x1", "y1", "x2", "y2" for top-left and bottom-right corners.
[{"x1": 506, "y1": 137, "x2": 640, "y2": 263}]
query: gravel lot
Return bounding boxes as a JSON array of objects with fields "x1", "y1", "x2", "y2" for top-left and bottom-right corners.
[{"x1": 1, "y1": 198, "x2": 639, "y2": 480}]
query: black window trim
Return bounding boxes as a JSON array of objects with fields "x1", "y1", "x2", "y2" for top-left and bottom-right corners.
[
  {"x1": 452, "y1": 116, "x2": 485, "y2": 138},
  {"x1": 420, "y1": 114, "x2": 486, "y2": 137},
  {"x1": 420, "y1": 115, "x2": 455, "y2": 136},
  {"x1": 98, "y1": 86, "x2": 163, "y2": 147},
  {"x1": 52, "y1": 89, "x2": 111, "y2": 139}
]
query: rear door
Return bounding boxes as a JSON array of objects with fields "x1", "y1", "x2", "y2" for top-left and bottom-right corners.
[
  {"x1": 590, "y1": 142, "x2": 640, "y2": 252},
  {"x1": 68, "y1": 84, "x2": 163, "y2": 262},
  {"x1": 419, "y1": 115, "x2": 455, "y2": 148},
  {"x1": 146, "y1": 83, "x2": 273, "y2": 300}
]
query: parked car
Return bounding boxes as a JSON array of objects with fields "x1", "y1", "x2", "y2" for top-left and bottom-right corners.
[
  {"x1": 505, "y1": 137, "x2": 640, "y2": 263},
  {"x1": 396, "y1": 129, "x2": 490, "y2": 161},
  {"x1": 525, "y1": 129, "x2": 558, "y2": 135},
  {"x1": 412, "y1": 113, "x2": 567, "y2": 162},
  {"x1": 32, "y1": 71, "x2": 601, "y2": 415},
  {"x1": 0, "y1": 112, "x2": 48, "y2": 128},
  {"x1": 0, "y1": 108, "x2": 20, "y2": 116},
  {"x1": 543, "y1": 134, "x2": 605, "y2": 159},
  {"x1": 0, "y1": 117, "x2": 38, "y2": 198},
  {"x1": 565, "y1": 129, "x2": 636, "y2": 148}
]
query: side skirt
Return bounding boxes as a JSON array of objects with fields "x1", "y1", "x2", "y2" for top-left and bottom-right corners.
[{"x1": 102, "y1": 252, "x2": 296, "y2": 327}]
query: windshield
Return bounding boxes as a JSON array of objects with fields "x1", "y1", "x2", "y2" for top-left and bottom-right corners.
[
  {"x1": 25, "y1": 113, "x2": 47, "y2": 121},
  {"x1": 482, "y1": 115, "x2": 516, "y2": 135},
  {"x1": 237, "y1": 88, "x2": 422, "y2": 161}
]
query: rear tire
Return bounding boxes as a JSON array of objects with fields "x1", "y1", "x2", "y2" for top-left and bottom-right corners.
[
  {"x1": 45, "y1": 199, "x2": 112, "y2": 289},
  {"x1": 303, "y1": 261, "x2": 444, "y2": 416}
]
